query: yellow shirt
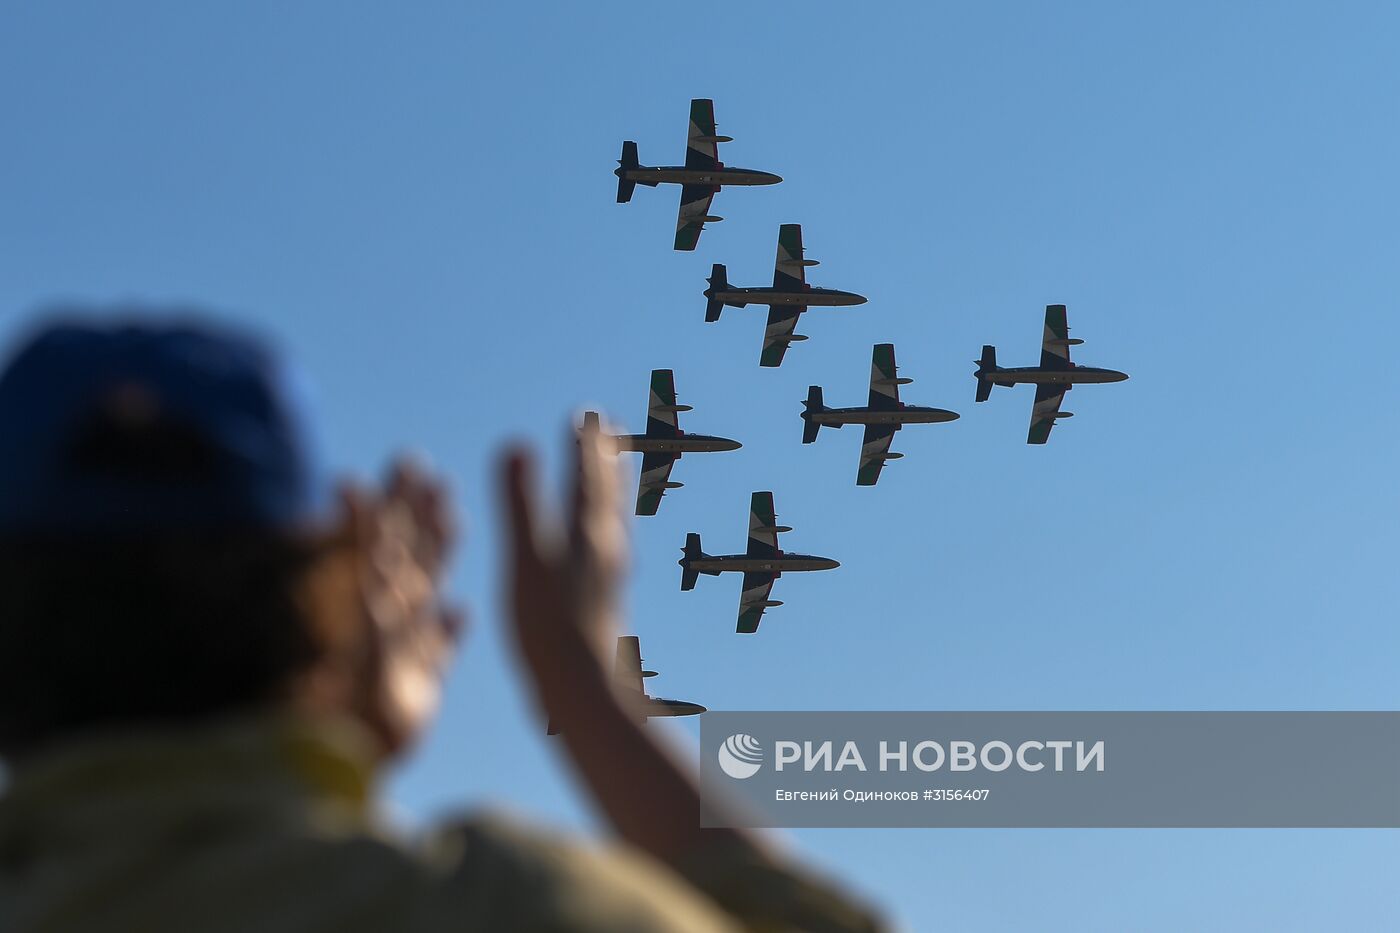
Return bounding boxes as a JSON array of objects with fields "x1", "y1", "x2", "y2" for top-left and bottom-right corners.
[{"x1": 0, "y1": 717, "x2": 883, "y2": 932}]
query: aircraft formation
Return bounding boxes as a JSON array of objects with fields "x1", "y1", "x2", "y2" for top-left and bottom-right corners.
[{"x1": 593, "y1": 98, "x2": 1131, "y2": 723}]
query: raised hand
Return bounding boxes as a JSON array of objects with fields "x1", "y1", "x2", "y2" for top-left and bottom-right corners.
[
  {"x1": 500, "y1": 419, "x2": 625, "y2": 717},
  {"x1": 341, "y1": 458, "x2": 462, "y2": 757}
]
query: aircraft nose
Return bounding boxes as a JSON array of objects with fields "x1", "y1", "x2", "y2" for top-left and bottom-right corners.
[{"x1": 1113, "y1": 371, "x2": 1130, "y2": 382}]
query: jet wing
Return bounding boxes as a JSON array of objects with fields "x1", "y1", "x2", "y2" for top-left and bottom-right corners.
[
  {"x1": 1039, "y1": 303, "x2": 1077, "y2": 371},
  {"x1": 746, "y1": 491, "x2": 785, "y2": 556},
  {"x1": 645, "y1": 368, "x2": 686, "y2": 438},
  {"x1": 635, "y1": 451, "x2": 678, "y2": 516},
  {"x1": 867, "y1": 342, "x2": 902, "y2": 410},
  {"x1": 1028, "y1": 383, "x2": 1069, "y2": 445},
  {"x1": 737, "y1": 571, "x2": 777, "y2": 634},
  {"x1": 684, "y1": 98, "x2": 723, "y2": 170},
  {"x1": 613, "y1": 635, "x2": 647, "y2": 697},
  {"x1": 857, "y1": 423, "x2": 898, "y2": 486},
  {"x1": 772, "y1": 223, "x2": 808, "y2": 290},
  {"x1": 759, "y1": 305, "x2": 805, "y2": 368},
  {"x1": 674, "y1": 185, "x2": 715, "y2": 251}
]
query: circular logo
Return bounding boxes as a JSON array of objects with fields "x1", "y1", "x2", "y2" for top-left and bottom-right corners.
[{"x1": 718, "y1": 733, "x2": 763, "y2": 779}]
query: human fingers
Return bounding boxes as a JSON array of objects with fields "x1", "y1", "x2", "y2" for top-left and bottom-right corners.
[
  {"x1": 568, "y1": 416, "x2": 625, "y2": 580},
  {"x1": 384, "y1": 455, "x2": 456, "y2": 574},
  {"x1": 500, "y1": 444, "x2": 548, "y2": 584}
]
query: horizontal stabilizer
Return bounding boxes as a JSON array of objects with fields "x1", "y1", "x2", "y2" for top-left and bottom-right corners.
[
  {"x1": 974, "y1": 344, "x2": 1000, "y2": 402},
  {"x1": 616, "y1": 141, "x2": 640, "y2": 203},
  {"x1": 802, "y1": 386, "x2": 825, "y2": 443},
  {"x1": 705, "y1": 264, "x2": 728, "y2": 322},
  {"x1": 680, "y1": 532, "x2": 705, "y2": 591}
]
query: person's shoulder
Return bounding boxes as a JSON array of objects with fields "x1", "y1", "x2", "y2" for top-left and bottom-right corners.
[{"x1": 404, "y1": 808, "x2": 738, "y2": 933}]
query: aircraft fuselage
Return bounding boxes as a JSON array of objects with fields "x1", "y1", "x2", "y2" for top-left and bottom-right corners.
[
  {"x1": 685, "y1": 553, "x2": 840, "y2": 574},
  {"x1": 810, "y1": 405, "x2": 960, "y2": 427},
  {"x1": 618, "y1": 165, "x2": 782, "y2": 187},
  {"x1": 711, "y1": 286, "x2": 867, "y2": 308},
  {"x1": 613, "y1": 432, "x2": 742, "y2": 454},
  {"x1": 991, "y1": 365, "x2": 1128, "y2": 386}
]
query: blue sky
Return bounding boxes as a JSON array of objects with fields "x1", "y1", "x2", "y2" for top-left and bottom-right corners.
[{"x1": 4, "y1": 2, "x2": 1399, "y2": 928}]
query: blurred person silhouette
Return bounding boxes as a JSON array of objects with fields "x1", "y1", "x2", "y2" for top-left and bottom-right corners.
[{"x1": 0, "y1": 316, "x2": 883, "y2": 933}]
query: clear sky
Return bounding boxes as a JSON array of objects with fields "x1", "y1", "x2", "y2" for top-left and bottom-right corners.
[{"x1": 4, "y1": 2, "x2": 1399, "y2": 929}]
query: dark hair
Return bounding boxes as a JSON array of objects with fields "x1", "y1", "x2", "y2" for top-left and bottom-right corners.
[
  {"x1": 0, "y1": 533, "x2": 326, "y2": 757},
  {"x1": 0, "y1": 402, "x2": 333, "y2": 756}
]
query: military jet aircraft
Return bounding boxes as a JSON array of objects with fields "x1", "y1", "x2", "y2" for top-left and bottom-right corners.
[
  {"x1": 802, "y1": 343, "x2": 960, "y2": 486},
  {"x1": 583, "y1": 370, "x2": 741, "y2": 516},
  {"x1": 548, "y1": 636, "x2": 705, "y2": 734},
  {"x1": 704, "y1": 224, "x2": 867, "y2": 368},
  {"x1": 615, "y1": 98, "x2": 782, "y2": 251},
  {"x1": 974, "y1": 304, "x2": 1129, "y2": 444},
  {"x1": 680, "y1": 491, "x2": 839, "y2": 633}
]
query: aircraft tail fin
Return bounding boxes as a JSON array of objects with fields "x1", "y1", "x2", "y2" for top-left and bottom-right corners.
[
  {"x1": 616, "y1": 141, "x2": 639, "y2": 203},
  {"x1": 704, "y1": 264, "x2": 728, "y2": 322},
  {"x1": 581, "y1": 410, "x2": 601, "y2": 431},
  {"x1": 680, "y1": 532, "x2": 705, "y2": 590},
  {"x1": 801, "y1": 386, "x2": 825, "y2": 444},
  {"x1": 974, "y1": 345, "x2": 998, "y2": 402}
]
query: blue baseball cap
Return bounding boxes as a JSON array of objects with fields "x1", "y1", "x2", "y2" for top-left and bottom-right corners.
[{"x1": 0, "y1": 316, "x2": 332, "y2": 535}]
